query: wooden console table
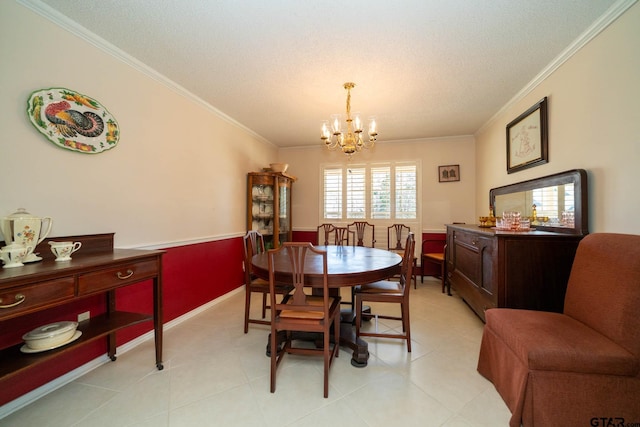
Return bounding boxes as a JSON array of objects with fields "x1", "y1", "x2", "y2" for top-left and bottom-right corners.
[{"x1": 0, "y1": 233, "x2": 164, "y2": 389}]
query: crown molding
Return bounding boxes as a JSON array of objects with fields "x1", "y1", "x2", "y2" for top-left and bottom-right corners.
[
  {"x1": 477, "y1": 0, "x2": 638, "y2": 136},
  {"x1": 16, "y1": 0, "x2": 272, "y2": 146}
]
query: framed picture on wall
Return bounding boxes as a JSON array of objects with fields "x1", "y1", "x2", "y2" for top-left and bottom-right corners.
[
  {"x1": 506, "y1": 97, "x2": 548, "y2": 174},
  {"x1": 438, "y1": 165, "x2": 460, "y2": 182}
]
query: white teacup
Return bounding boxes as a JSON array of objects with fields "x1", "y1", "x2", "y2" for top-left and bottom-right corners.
[
  {"x1": 49, "y1": 241, "x2": 82, "y2": 261},
  {"x1": 0, "y1": 244, "x2": 35, "y2": 268}
]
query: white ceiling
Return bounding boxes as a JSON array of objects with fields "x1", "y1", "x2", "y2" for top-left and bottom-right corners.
[{"x1": 32, "y1": 0, "x2": 620, "y2": 148}]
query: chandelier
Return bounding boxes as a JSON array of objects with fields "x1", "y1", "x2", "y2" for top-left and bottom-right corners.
[{"x1": 320, "y1": 82, "x2": 377, "y2": 157}]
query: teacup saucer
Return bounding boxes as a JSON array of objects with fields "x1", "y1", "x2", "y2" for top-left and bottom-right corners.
[{"x1": 23, "y1": 253, "x2": 42, "y2": 263}]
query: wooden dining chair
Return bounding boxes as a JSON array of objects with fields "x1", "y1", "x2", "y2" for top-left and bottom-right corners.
[
  {"x1": 243, "y1": 231, "x2": 293, "y2": 333},
  {"x1": 347, "y1": 221, "x2": 376, "y2": 247},
  {"x1": 387, "y1": 224, "x2": 417, "y2": 288},
  {"x1": 422, "y1": 249, "x2": 445, "y2": 291},
  {"x1": 333, "y1": 226, "x2": 353, "y2": 246},
  {"x1": 355, "y1": 232, "x2": 415, "y2": 352},
  {"x1": 316, "y1": 223, "x2": 336, "y2": 246},
  {"x1": 268, "y1": 242, "x2": 341, "y2": 398}
]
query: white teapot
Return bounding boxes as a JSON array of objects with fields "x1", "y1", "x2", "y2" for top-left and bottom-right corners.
[{"x1": 0, "y1": 208, "x2": 52, "y2": 263}]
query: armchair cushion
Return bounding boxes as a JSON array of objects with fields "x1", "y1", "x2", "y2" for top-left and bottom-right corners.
[{"x1": 484, "y1": 309, "x2": 638, "y2": 376}]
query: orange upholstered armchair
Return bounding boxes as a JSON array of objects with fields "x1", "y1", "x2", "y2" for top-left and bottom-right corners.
[{"x1": 477, "y1": 233, "x2": 640, "y2": 426}]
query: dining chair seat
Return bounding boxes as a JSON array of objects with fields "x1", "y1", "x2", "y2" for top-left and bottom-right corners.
[
  {"x1": 280, "y1": 296, "x2": 338, "y2": 320},
  {"x1": 358, "y1": 280, "x2": 402, "y2": 294}
]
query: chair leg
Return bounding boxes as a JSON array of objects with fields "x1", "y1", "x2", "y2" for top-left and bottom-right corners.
[
  {"x1": 244, "y1": 288, "x2": 251, "y2": 334},
  {"x1": 334, "y1": 316, "x2": 340, "y2": 359},
  {"x1": 270, "y1": 328, "x2": 278, "y2": 393},
  {"x1": 324, "y1": 325, "x2": 330, "y2": 398},
  {"x1": 403, "y1": 301, "x2": 411, "y2": 352},
  {"x1": 262, "y1": 292, "x2": 268, "y2": 318},
  {"x1": 440, "y1": 261, "x2": 445, "y2": 293},
  {"x1": 355, "y1": 296, "x2": 363, "y2": 339}
]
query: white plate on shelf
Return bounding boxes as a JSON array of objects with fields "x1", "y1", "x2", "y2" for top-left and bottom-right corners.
[{"x1": 20, "y1": 331, "x2": 82, "y2": 353}]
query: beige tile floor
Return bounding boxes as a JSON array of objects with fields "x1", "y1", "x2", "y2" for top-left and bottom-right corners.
[{"x1": 1, "y1": 277, "x2": 511, "y2": 427}]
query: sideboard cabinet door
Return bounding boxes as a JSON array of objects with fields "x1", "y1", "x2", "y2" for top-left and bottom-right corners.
[{"x1": 448, "y1": 228, "x2": 497, "y2": 317}]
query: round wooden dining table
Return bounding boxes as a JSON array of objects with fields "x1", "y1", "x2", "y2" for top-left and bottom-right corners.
[{"x1": 251, "y1": 245, "x2": 402, "y2": 367}]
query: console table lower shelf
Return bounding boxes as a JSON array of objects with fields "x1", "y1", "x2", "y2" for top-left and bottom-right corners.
[{"x1": 0, "y1": 311, "x2": 159, "y2": 381}]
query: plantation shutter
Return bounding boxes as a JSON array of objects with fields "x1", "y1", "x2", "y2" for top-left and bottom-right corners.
[
  {"x1": 347, "y1": 167, "x2": 366, "y2": 219},
  {"x1": 323, "y1": 168, "x2": 342, "y2": 219},
  {"x1": 371, "y1": 166, "x2": 391, "y2": 219}
]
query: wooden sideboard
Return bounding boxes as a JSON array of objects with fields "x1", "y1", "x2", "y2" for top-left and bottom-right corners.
[
  {"x1": 445, "y1": 224, "x2": 583, "y2": 322},
  {"x1": 0, "y1": 233, "x2": 164, "y2": 390}
]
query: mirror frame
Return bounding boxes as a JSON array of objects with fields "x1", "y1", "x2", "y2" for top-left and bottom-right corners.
[{"x1": 490, "y1": 169, "x2": 588, "y2": 235}]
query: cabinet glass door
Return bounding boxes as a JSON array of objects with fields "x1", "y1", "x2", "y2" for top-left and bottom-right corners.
[
  {"x1": 248, "y1": 172, "x2": 294, "y2": 250},
  {"x1": 250, "y1": 182, "x2": 275, "y2": 248},
  {"x1": 278, "y1": 180, "x2": 291, "y2": 246}
]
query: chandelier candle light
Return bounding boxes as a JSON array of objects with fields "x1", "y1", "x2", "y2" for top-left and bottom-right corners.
[{"x1": 321, "y1": 82, "x2": 377, "y2": 157}]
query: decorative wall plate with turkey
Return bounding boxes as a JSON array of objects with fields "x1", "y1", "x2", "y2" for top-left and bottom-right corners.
[{"x1": 27, "y1": 87, "x2": 119, "y2": 154}]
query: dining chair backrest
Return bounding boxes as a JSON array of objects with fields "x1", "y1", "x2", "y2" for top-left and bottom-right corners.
[
  {"x1": 399, "y1": 232, "x2": 416, "y2": 296},
  {"x1": 388, "y1": 224, "x2": 411, "y2": 251},
  {"x1": 316, "y1": 223, "x2": 336, "y2": 246},
  {"x1": 334, "y1": 226, "x2": 353, "y2": 246},
  {"x1": 268, "y1": 242, "x2": 331, "y2": 317},
  {"x1": 243, "y1": 230, "x2": 265, "y2": 280},
  {"x1": 348, "y1": 221, "x2": 376, "y2": 247}
]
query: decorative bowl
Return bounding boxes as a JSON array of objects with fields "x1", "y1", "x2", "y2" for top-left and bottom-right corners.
[
  {"x1": 270, "y1": 163, "x2": 289, "y2": 173},
  {"x1": 22, "y1": 321, "x2": 78, "y2": 350}
]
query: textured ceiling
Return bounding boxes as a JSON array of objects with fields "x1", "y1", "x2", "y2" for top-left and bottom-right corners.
[{"x1": 32, "y1": 0, "x2": 619, "y2": 147}]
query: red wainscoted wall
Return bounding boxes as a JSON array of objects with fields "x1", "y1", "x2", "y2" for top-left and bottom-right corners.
[
  {"x1": 293, "y1": 230, "x2": 317, "y2": 244},
  {"x1": 0, "y1": 236, "x2": 245, "y2": 406}
]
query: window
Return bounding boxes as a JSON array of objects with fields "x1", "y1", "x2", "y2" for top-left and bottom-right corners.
[
  {"x1": 322, "y1": 162, "x2": 418, "y2": 220},
  {"x1": 323, "y1": 168, "x2": 342, "y2": 219},
  {"x1": 395, "y1": 165, "x2": 417, "y2": 219},
  {"x1": 532, "y1": 183, "x2": 574, "y2": 219},
  {"x1": 371, "y1": 167, "x2": 391, "y2": 219},
  {"x1": 346, "y1": 167, "x2": 366, "y2": 218}
]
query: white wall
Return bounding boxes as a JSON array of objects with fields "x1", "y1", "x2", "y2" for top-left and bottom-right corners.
[
  {"x1": 475, "y1": 2, "x2": 640, "y2": 234},
  {"x1": 279, "y1": 136, "x2": 476, "y2": 233},
  {"x1": 3, "y1": 1, "x2": 637, "y2": 246},
  {"x1": 0, "y1": 1, "x2": 277, "y2": 247}
]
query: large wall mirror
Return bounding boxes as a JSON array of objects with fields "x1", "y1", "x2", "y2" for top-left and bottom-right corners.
[{"x1": 490, "y1": 169, "x2": 588, "y2": 235}]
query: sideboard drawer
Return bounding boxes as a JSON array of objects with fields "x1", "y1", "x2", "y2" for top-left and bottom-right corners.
[
  {"x1": 0, "y1": 277, "x2": 75, "y2": 321},
  {"x1": 78, "y1": 260, "x2": 159, "y2": 295},
  {"x1": 453, "y1": 228, "x2": 482, "y2": 248}
]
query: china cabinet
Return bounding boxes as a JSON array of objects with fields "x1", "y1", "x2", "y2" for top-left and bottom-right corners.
[{"x1": 247, "y1": 172, "x2": 295, "y2": 249}]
